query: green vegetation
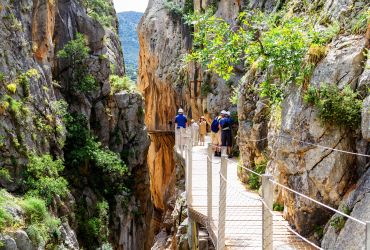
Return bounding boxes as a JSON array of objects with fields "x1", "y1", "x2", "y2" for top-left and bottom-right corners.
[
  {"x1": 0, "y1": 192, "x2": 14, "y2": 231},
  {"x1": 25, "y1": 154, "x2": 69, "y2": 204},
  {"x1": 79, "y1": 200, "x2": 110, "y2": 246},
  {"x1": 248, "y1": 160, "x2": 267, "y2": 190},
  {"x1": 164, "y1": 0, "x2": 194, "y2": 18},
  {"x1": 273, "y1": 203, "x2": 284, "y2": 212},
  {"x1": 0, "y1": 190, "x2": 61, "y2": 247},
  {"x1": 330, "y1": 206, "x2": 351, "y2": 232},
  {"x1": 82, "y1": 0, "x2": 115, "y2": 28},
  {"x1": 184, "y1": 7, "x2": 341, "y2": 104},
  {"x1": 6, "y1": 83, "x2": 17, "y2": 94},
  {"x1": 109, "y1": 75, "x2": 136, "y2": 94},
  {"x1": 351, "y1": 8, "x2": 370, "y2": 34},
  {"x1": 57, "y1": 33, "x2": 98, "y2": 93},
  {"x1": 64, "y1": 113, "x2": 128, "y2": 187},
  {"x1": 314, "y1": 225, "x2": 324, "y2": 239},
  {"x1": 21, "y1": 197, "x2": 61, "y2": 247},
  {"x1": 304, "y1": 84, "x2": 363, "y2": 129}
]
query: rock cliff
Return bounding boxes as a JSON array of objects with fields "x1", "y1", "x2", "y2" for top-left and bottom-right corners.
[
  {"x1": 0, "y1": 0, "x2": 151, "y2": 249},
  {"x1": 138, "y1": 0, "x2": 370, "y2": 248}
]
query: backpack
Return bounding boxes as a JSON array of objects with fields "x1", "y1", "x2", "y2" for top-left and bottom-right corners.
[{"x1": 211, "y1": 117, "x2": 220, "y2": 133}]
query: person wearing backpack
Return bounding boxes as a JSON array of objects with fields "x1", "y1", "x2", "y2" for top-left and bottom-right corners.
[
  {"x1": 220, "y1": 111, "x2": 233, "y2": 158},
  {"x1": 211, "y1": 111, "x2": 225, "y2": 157}
]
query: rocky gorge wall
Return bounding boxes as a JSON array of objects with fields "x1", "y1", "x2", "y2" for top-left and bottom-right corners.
[
  {"x1": 0, "y1": 0, "x2": 152, "y2": 249},
  {"x1": 138, "y1": 0, "x2": 370, "y2": 249}
]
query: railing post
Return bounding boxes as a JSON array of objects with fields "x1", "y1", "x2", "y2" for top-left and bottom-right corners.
[
  {"x1": 180, "y1": 128, "x2": 184, "y2": 157},
  {"x1": 366, "y1": 222, "x2": 370, "y2": 250},
  {"x1": 262, "y1": 174, "x2": 273, "y2": 250},
  {"x1": 207, "y1": 143, "x2": 213, "y2": 221},
  {"x1": 217, "y1": 156, "x2": 227, "y2": 250},
  {"x1": 187, "y1": 133, "x2": 193, "y2": 207}
]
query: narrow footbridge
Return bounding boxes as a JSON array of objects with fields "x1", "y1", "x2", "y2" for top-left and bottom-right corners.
[{"x1": 174, "y1": 128, "x2": 370, "y2": 250}]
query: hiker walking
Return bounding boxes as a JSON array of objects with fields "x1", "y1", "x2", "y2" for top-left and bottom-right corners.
[
  {"x1": 198, "y1": 116, "x2": 207, "y2": 146},
  {"x1": 191, "y1": 119, "x2": 199, "y2": 146},
  {"x1": 175, "y1": 108, "x2": 187, "y2": 149},
  {"x1": 211, "y1": 111, "x2": 224, "y2": 157},
  {"x1": 175, "y1": 108, "x2": 187, "y2": 129},
  {"x1": 220, "y1": 111, "x2": 233, "y2": 158}
]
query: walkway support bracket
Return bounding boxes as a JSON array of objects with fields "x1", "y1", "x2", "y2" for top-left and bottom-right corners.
[{"x1": 262, "y1": 174, "x2": 273, "y2": 250}]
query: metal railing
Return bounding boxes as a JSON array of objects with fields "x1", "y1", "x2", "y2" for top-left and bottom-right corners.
[{"x1": 174, "y1": 129, "x2": 370, "y2": 250}]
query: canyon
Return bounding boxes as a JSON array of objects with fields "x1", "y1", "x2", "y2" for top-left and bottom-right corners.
[{"x1": 0, "y1": 0, "x2": 369, "y2": 249}]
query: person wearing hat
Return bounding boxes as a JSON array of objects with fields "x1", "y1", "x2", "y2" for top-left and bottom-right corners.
[
  {"x1": 219, "y1": 110, "x2": 233, "y2": 158},
  {"x1": 175, "y1": 108, "x2": 187, "y2": 129},
  {"x1": 198, "y1": 116, "x2": 207, "y2": 146}
]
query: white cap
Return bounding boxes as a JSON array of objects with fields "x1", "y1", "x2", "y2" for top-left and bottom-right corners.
[
  {"x1": 178, "y1": 108, "x2": 184, "y2": 113},
  {"x1": 221, "y1": 110, "x2": 227, "y2": 115},
  {"x1": 226, "y1": 111, "x2": 231, "y2": 116}
]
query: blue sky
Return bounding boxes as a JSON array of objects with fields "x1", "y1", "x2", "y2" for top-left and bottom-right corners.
[{"x1": 113, "y1": 0, "x2": 149, "y2": 13}]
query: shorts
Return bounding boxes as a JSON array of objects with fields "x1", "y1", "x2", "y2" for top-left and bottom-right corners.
[
  {"x1": 211, "y1": 131, "x2": 221, "y2": 145},
  {"x1": 221, "y1": 130, "x2": 232, "y2": 147}
]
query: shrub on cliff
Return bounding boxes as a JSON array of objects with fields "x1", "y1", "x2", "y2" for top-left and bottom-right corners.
[
  {"x1": 109, "y1": 74, "x2": 136, "y2": 94},
  {"x1": 63, "y1": 113, "x2": 129, "y2": 192},
  {"x1": 304, "y1": 84, "x2": 363, "y2": 129},
  {"x1": 82, "y1": 0, "x2": 115, "y2": 28},
  {"x1": 25, "y1": 154, "x2": 69, "y2": 204},
  {"x1": 57, "y1": 33, "x2": 98, "y2": 93}
]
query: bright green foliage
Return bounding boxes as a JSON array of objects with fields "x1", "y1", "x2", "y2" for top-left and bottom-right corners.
[
  {"x1": 304, "y1": 84, "x2": 363, "y2": 129},
  {"x1": 184, "y1": 10, "x2": 246, "y2": 80},
  {"x1": 6, "y1": 83, "x2": 17, "y2": 94},
  {"x1": 21, "y1": 197, "x2": 48, "y2": 223},
  {"x1": 0, "y1": 167, "x2": 11, "y2": 181},
  {"x1": 20, "y1": 197, "x2": 61, "y2": 246},
  {"x1": 0, "y1": 206, "x2": 13, "y2": 231},
  {"x1": 351, "y1": 8, "x2": 370, "y2": 34},
  {"x1": 185, "y1": 9, "x2": 339, "y2": 104},
  {"x1": 25, "y1": 154, "x2": 69, "y2": 204},
  {"x1": 82, "y1": 0, "x2": 115, "y2": 28},
  {"x1": 57, "y1": 33, "x2": 98, "y2": 92},
  {"x1": 248, "y1": 160, "x2": 267, "y2": 190},
  {"x1": 0, "y1": 191, "x2": 14, "y2": 231},
  {"x1": 109, "y1": 75, "x2": 136, "y2": 94},
  {"x1": 273, "y1": 203, "x2": 284, "y2": 212}
]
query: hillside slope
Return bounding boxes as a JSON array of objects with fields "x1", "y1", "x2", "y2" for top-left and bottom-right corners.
[{"x1": 118, "y1": 11, "x2": 143, "y2": 81}]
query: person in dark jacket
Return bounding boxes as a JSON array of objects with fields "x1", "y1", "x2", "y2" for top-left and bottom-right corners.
[
  {"x1": 175, "y1": 108, "x2": 187, "y2": 128},
  {"x1": 219, "y1": 111, "x2": 233, "y2": 158}
]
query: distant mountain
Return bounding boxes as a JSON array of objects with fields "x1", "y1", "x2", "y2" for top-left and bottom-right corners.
[{"x1": 117, "y1": 11, "x2": 143, "y2": 82}]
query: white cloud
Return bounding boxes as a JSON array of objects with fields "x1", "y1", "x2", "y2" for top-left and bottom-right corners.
[{"x1": 113, "y1": 0, "x2": 149, "y2": 13}]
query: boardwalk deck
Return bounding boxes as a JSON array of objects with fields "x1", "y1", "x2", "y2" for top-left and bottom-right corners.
[{"x1": 187, "y1": 141, "x2": 316, "y2": 250}]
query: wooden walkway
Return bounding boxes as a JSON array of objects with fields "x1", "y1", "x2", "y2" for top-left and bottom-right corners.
[{"x1": 187, "y1": 141, "x2": 316, "y2": 250}]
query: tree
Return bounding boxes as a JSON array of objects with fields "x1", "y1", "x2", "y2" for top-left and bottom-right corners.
[{"x1": 57, "y1": 33, "x2": 97, "y2": 93}]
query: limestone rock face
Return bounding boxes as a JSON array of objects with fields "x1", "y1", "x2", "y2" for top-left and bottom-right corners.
[{"x1": 235, "y1": 0, "x2": 370, "y2": 243}]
